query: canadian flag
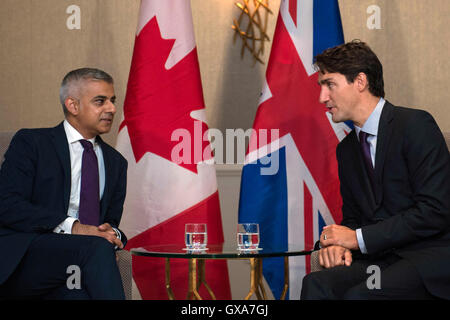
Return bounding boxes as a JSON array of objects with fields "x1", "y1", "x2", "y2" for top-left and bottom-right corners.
[{"x1": 116, "y1": 0, "x2": 231, "y2": 299}]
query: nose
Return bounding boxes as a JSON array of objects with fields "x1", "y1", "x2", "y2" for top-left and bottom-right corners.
[
  {"x1": 319, "y1": 86, "x2": 329, "y2": 105},
  {"x1": 107, "y1": 99, "x2": 116, "y2": 114}
]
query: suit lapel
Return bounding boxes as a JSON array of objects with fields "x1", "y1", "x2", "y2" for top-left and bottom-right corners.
[
  {"x1": 50, "y1": 122, "x2": 71, "y2": 213},
  {"x1": 348, "y1": 130, "x2": 377, "y2": 211},
  {"x1": 373, "y1": 101, "x2": 394, "y2": 206},
  {"x1": 97, "y1": 136, "x2": 110, "y2": 221}
]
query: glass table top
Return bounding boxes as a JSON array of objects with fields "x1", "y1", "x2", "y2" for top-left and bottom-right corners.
[{"x1": 131, "y1": 243, "x2": 314, "y2": 259}]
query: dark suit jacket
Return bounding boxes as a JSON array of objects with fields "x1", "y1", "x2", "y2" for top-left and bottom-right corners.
[
  {"x1": 0, "y1": 122, "x2": 128, "y2": 285},
  {"x1": 337, "y1": 101, "x2": 450, "y2": 299}
]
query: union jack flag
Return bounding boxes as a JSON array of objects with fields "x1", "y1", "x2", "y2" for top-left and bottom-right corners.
[{"x1": 238, "y1": 0, "x2": 350, "y2": 299}]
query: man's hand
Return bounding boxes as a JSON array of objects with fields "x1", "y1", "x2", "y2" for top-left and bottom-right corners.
[
  {"x1": 98, "y1": 223, "x2": 124, "y2": 249},
  {"x1": 320, "y1": 224, "x2": 359, "y2": 250},
  {"x1": 72, "y1": 221, "x2": 123, "y2": 249},
  {"x1": 319, "y1": 245, "x2": 353, "y2": 268}
]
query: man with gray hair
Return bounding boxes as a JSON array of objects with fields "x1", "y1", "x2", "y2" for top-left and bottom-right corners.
[{"x1": 0, "y1": 68, "x2": 128, "y2": 299}]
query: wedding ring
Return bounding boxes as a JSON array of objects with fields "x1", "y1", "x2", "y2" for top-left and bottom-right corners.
[{"x1": 323, "y1": 234, "x2": 327, "y2": 240}]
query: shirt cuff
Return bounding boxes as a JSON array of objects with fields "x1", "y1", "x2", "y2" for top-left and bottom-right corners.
[
  {"x1": 356, "y1": 228, "x2": 368, "y2": 254},
  {"x1": 112, "y1": 227, "x2": 121, "y2": 250},
  {"x1": 53, "y1": 217, "x2": 79, "y2": 234},
  {"x1": 112, "y1": 227, "x2": 121, "y2": 240}
]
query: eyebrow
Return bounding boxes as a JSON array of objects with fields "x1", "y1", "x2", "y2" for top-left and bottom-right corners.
[
  {"x1": 92, "y1": 95, "x2": 116, "y2": 101},
  {"x1": 318, "y1": 78, "x2": 334, "y2": 85}
]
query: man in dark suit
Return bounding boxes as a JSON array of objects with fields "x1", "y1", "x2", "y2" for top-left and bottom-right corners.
[
  {"x1": 301, "y1": 40, "x2": 450, "y2": 299},
  {"x1": 0, "y1": 68, "x2": 128, "y2": 299}
]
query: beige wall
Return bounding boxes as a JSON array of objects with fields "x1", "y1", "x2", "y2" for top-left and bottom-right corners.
[
  {"x1": 1, "y1": 0, "x2": 448, "y2": 144},
  {"x1": 339, "y1": 0, "x2": 450, "y2": 132},
  {"x1": 0, "y1": 0, "x2": 140, "y2": 144}
]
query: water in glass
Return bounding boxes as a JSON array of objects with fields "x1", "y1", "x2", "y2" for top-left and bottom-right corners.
[
  {"x1": 237, "y1": 223, "x2": 260, "y2": 250},
  {"x1": 185, "y1": 223, "x2": 207, "y2": 249}
]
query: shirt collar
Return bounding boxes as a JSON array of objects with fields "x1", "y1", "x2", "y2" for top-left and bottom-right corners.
[
  {"x1": 355, "y1": 97, "x2": 385, "y2": 138},
  {"x1": 63, "y1": 120, "x2": 97, "y2": 145}
]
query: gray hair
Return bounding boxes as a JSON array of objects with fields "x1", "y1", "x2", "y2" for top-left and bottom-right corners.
[{"x1": 59, "y1": 68, "x2": 114, "y2": 115}]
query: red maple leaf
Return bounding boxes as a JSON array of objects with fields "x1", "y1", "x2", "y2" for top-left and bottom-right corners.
[{"x1": 119, "y1": 16, "x2": 211, "y2": 173}]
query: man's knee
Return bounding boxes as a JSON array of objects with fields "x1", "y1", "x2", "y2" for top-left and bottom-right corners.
[
  {"x1": 75, "y1": 236, "x2": 116, "y2": 271},
  {"x1": 86, "y1": 237, "x2": 115, "y2": 259},
  {"x1": 342, "y1": 284, "x2": 369, "y2": 300},
  {"x1": 302, "y1": 272, "x2": 319, "y2": 291},
  {"x1": 77, "y1": 236, "x2": 124, "y2": 299},
  {"x1": 93, "y1": 236, "x2": 115, "y2": 255},
  {"x1": 301, "y1": 271, "x2": 329, "y2": 300}
]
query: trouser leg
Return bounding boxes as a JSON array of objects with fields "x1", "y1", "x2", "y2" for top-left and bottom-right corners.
[
  {"x1": 343, "y1": 257, "x2": 435, "y2": 300},
  {"x1": 301, "y1": 259, "x2": 374, "y2": 300},
  {"x1": 301, "y1": 253, "x2": 435, "y2": 300},
  {"x1": 1, "y1": 233, "x2": 124, "y2": 300}
]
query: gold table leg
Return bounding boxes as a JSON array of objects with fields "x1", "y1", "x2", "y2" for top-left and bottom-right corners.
[
  {"x1": 280, "y1": 256, "x2": 289, "y2": 300},
  {"x1": 186, "y1": 258, "x2": 217, "y2": 300},
  {"x1": 244, "y1": 256, "x2": 291, "y2": 300},
  {"x1": 165, "y1": 255, "x2": 291, "y2": 301},
  {"x1": 187, "y1": 258, "x2": 202, "y2": 300},
  {"x1": 165, "y1": 257, "x2": 217, "y2": 300},
  {"x1": 165, "y1": 258, "x2": 175, "y2": 300},
  {"x1": 244, "y1": 258, "x2": 267, "y2": 300},
  {"x1": 197, "y1": 259, "x2": 216, "y2": 300}
]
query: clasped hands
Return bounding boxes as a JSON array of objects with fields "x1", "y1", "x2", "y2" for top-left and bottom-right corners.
[
  {"x1": 318, "y1": 224, "x2": 358, "y2": 269},
  {"x1": 72, "y1": 221, "x2": 123, "y2": 249}
]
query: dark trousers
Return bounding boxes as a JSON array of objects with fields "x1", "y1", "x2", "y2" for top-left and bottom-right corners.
[
  {"x1": 301, "y1": 253, "x2": 436, "y2": 300},
  {"x1": 0, "y1": 233, "x2": 125, "y2": 300}
]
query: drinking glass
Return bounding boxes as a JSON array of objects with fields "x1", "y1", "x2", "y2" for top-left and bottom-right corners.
[
  {"x1": 237, "y1": 223, "x2": 260, "y2": 250},
  {"x1": 185, "y1": 223, "x2": 207, "y2": 250}
]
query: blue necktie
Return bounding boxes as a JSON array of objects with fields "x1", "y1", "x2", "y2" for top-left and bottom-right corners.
[
  {"x1": 78, "y1": 139, "x2": 100, "y2": 226},
  {"x1": 359, "y1": 131, "x2": 375, "y2": 193}
]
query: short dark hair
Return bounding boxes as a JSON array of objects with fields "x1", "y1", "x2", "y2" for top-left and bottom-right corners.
[
  {"x1": 314, "y1": 40, "x2": 385, "y2": 98},
  {"x1": 59, "y1": 67, "x2": 114, "y2": 115}
]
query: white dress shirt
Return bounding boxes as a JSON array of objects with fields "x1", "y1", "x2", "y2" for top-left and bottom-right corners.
[
  {"x1": 53, "y1": 120, "x2": 106, "y2": 234},
  {"x1": 353, "y1": 97, "x2": 385, "y2": 254}
]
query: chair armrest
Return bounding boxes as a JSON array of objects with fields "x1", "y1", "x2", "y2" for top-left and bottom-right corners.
[
  {"x1": 117, "y1": 250, "x2": 132, "y2": 300},
  {"x1": 310, "y1": 250, "x2": 324, "y2": 273}
]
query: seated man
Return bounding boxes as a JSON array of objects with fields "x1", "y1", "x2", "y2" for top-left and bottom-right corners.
[
  {"x1": 0, "y1": 68, "x2": 128, "y2": 299},
  {"x1": 301, "y1": 40, "x2": 450, "y2": 300}
]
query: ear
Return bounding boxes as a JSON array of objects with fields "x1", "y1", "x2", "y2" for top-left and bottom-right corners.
[
  {"x1": 354, "y1": 72, "x2": 369, "y2": 92},
  {"x1": 64, "y1": 97, "x2": 79, "y2": 116}
]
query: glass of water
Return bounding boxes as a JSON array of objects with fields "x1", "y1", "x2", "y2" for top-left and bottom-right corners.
[
  {"x1": 237, "y1": 223, "x2": 260, "y2": 250},
  {"x1": 185, "y1": 223, "x2": 207, "y2": 250}
]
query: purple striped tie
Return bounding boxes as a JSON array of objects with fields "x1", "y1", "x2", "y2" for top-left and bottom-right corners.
[
  {"x1": 359, "y1": 131, "x2": 375, "y2": 193},
  {"x1": 78, "y1": 139, "x2": 100, "y2": 226}
]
